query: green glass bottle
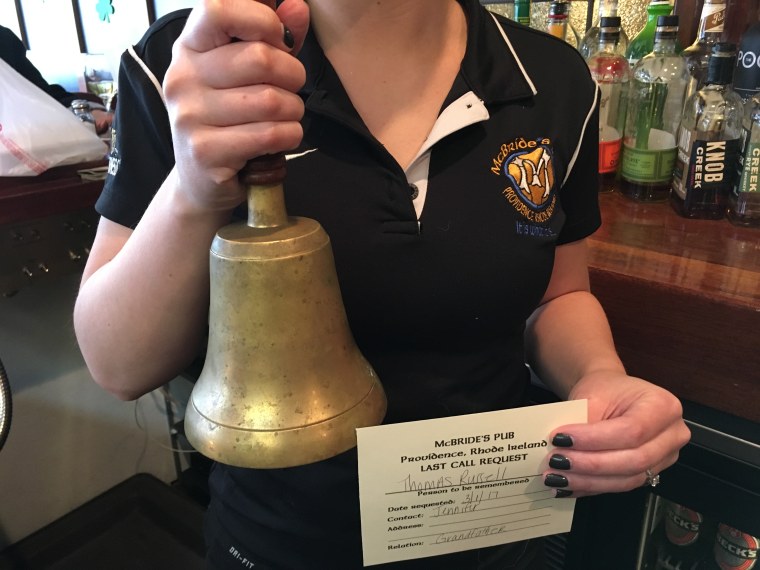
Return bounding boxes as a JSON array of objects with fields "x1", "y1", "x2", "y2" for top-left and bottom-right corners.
[
  {"x1": 514, "y1": 0, "x2": 531, "y2": 27},
  {"x1": 625, "y1": 0, "x2": 675, "y2": 67},
  {"x1": 621, "y1": 15, "x2": 689, "y2": 202}
]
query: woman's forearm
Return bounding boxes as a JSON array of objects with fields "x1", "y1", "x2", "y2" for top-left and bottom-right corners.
[
  {"x1": 525, "y1": 290, "x2": 626, "y2": 400},
  {"x1": 74, "y1": 169, "x2": 231, "y2": 400}
]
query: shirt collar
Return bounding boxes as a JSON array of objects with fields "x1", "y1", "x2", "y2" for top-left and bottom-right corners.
[{"x1": 298, "y1": 0, "x2": 537, "y2": 116}]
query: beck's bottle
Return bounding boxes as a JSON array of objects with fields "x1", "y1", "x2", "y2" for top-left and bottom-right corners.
[
  {"x1": 671, "y1": 43, "x2": 744, "y2": 218},
  {"x1": 654, "y1": 500, "x2": 714, "y2": 570},
  {"x1": 700, "y1": 523, "x2": 760, "y2": 569}
]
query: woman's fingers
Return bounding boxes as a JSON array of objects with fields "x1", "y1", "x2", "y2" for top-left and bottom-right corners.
[
  {"x1": 163, "y1": 0, "x2": 309, "y2": 210},
  {"x1": 544, "y1": 373, "x2": 691, "y2": 497},
  {"x1": 172, "y1": 82, "x2": 305, "y2": 129},
  {"x1": 179, "y1": 0, "x2": 290, "y2": 54},
  {"x1": 173, "y1": 121, "x2": 304, "y2": 176},
  {"x1": 194, "y1": 41, "x2": 306, "y2": 91},
  {"x1": 543, "y1": 418, "x2": 688, "y2": 497}
]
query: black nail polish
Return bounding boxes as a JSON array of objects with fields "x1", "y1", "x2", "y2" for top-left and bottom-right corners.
[
  {"x1": 549, "y1": 454, "x2": 571, "y2": 470},
  {"x1": 555, "y1": 489, "x2": 573, "y2": 498},
  {"x1": 283, "y1": 26, "x2": 295, "y2": 49},
  {"x1": 545, "y1": 473, "x2": 569, "y2": 488},
  {"x1": 552, "y1": 433, "x2": 573, "y2": 448}
]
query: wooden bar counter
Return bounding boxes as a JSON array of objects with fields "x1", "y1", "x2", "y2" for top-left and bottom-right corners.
[
  {"x1": 588, "y1": 192, "x2": 760, "y2": 423},
  {"x1": 0, "y1": 161, "x2": 106, "y2": 296},
  {"x1": 0, "y1": 161, "x2": 106, "y2": 226}
]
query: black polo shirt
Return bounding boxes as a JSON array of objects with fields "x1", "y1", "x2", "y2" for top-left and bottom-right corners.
[{"x1": 97, "y1": 2, "x2": 600, "y2": 568}]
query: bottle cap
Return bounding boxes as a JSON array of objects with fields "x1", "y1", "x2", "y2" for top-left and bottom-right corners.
[
  {"x1": 600, "y1": 16, "x2": 622, "y2": 27},
  {"x1": 549, "y1": 1, "x2": 570, "y2": 18},
  {"x1": 600, "y1": 17, "x2": 622, "y2": 41},
  {"x1": 656, "y1": 15, "x2": 679, "y2": 27},
  {"x1": 655, "y1": 15, "x2": 679, "y2": 40}
]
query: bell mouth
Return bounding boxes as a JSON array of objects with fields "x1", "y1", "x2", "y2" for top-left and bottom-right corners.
[{"x1": 184, "y1": 379, "x2": 386, "y2": 469}]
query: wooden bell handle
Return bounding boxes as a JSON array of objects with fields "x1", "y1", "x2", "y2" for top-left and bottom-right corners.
[
  {"x1": 239, "y1": 153, "x2": 288, "y2": 228},
  {"x1": 239, "y1": 153, "x2": 286, "y2": 186}
]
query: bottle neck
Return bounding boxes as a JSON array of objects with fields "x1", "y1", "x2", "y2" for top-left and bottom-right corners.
[
  {"x1": 653, "y1": 36, "x2": 678, "y2": 54},
  {"x1": 598, "y1": 0, "x2": 619, "y2": 18},
  {"x1": 695, "y1": 0, "x2": 726, "y2": 42},
  {"x1": 548, "y1": 17, "x2": 568, "y2": 40},
  {"x1": 706, "y1": 55, "x2": 736, "y2": 86},
  {"x1": 599, "y1": 32, "x2": 621, "y2": 51},
  {"x1": 514, "y1": 0, "x2": 530, "y2": 24}
]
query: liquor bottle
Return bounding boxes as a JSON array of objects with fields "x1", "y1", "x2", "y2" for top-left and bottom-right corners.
[
  {"x1": 579, "y1": 0, "x2": 629, "y2": 59},
  {"x1": 734, "y1": 20, "x2": 760, "y2": 102},
  {"x1": 681, "y1": 0, "x2": 728, "y2": 104},
  {"x1": 621, "y1": 16, "x2": 689, "y2": 201},
  {"x1": 727, "y1": 94, "x2": 760, "y2": 225},
  {"x1": 514, "y1": 0, "x2": 531, "y2": 27},
  {"x1": 671, "y1": 43, "x2": 744, "y2": 218},
  {"x1": 626, "y1": 0, "x2": 676, "y2": 67},
  {"x1": 654, "y1": 500, "x2": 714, "y2": 570},
  {"x1": 700, "y1": 523, "x2": 760, "y2": 569},
  {"x1": 547, "y1": 0, "x2": 580, "y2": 49},
  {"x1": 587, "y1": 17, "x2": 631, "y2": 192}
]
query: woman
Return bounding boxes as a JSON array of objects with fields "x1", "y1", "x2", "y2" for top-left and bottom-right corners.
[{"x1": 73, "y1": 0, "x2": 690, "y2": 568}]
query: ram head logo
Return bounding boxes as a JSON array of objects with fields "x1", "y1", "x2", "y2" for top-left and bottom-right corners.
[{"x1": 505, "y1": 147, "x2": 555, "y2": 209}]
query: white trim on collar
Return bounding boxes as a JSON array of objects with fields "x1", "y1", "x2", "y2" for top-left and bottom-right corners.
[
  {"x1": 488, "y1": 13, "x2": 539, "y2": 97},
  {"x1": 127, "y1": 45, "x2": 165, "y2": 105},
  {"x1": 405, "y1": 91, "x2": 490, "y2": 220}
]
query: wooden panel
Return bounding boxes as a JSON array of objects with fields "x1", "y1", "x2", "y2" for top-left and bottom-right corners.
[
  {"x1": 588, "y1": 192, "x2": 760, "y2": 423},
  {"x1": 590, "y1": 268, "x2": 760, "y2": 423}
]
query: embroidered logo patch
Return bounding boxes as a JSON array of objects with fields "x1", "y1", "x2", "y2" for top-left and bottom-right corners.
[
  {"x1": 506, "y1": 146, "x2": 554, "y2": 208},
  {"x1": 491, "y1": 138, "x2": 557, "y2": 227}
]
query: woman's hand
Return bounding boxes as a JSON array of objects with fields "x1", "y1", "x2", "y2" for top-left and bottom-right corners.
[
  {"x1": 91, "y1": 109, "x2": 113, "y2": 134},
  {"x1": 163, "y1": 0, "x2": 309, "y2": 215},
  {"x1": 542, "y1": 371, "x2": 691, "y2": 497}
]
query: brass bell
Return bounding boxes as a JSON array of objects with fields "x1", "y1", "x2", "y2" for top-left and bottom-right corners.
[{"x1": 184, "y1": 155, "x2": 387, "y2": 468}]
